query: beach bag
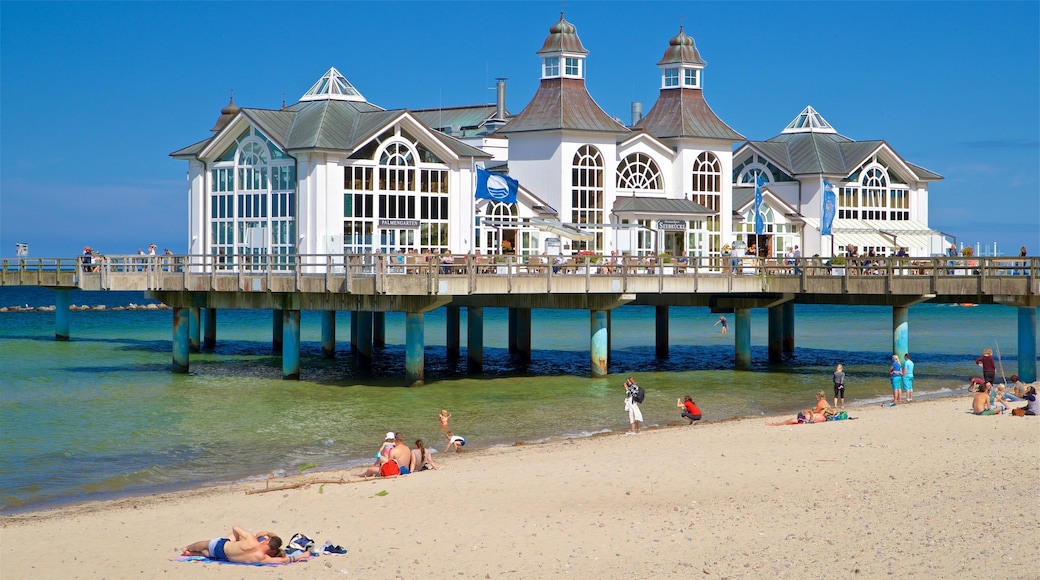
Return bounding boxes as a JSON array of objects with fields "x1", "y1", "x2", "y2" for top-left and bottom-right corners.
[
  {"x1": 379, "y1": 460, "x2": 400, "y2": 477},
  {"x1": 632, "y1": 385, "x2": 645, "y2": 404},
  {"x1": 1011, "y1": 407, "x2": 1026, "y2": 416}
]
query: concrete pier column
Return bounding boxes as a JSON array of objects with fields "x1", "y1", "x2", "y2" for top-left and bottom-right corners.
[
  {"x1": 350, "y1": 311, "x2": 358, "y2": 353},
  {"x1": 893, "y1": 306, "x2": 909, "y2": 360},
  {"x1": 356, "y1": 311, "x2": 373, "y2": 368},
  {"x1": 405, "y1": 312, "x2": 425, "y2": 386},
  {"x1": 189, "y1": 308, "x2": 201, "y2": 353},
  {"x1": 282, "y1": 309, "x2": 301, "y2": 380},
  {"x1": 272, "y1": 310, "x2": 283, "y2": 354},
  {"x1": 768, "y1": 305, "x2": 783, "y2": 363},
  {"x1": 321, "y1": 311, "x2": 336, "y2": 359},
  {"x1": 203, "y1": 308, "x2": 217, "y2": 350},
  {"x1": 172, "y1": 307, "x2": 190, "y2": 374},
  {"x1": 446, "y1": 306, "x2": 460, "y2": 358},
  {"x1": 591, "y1": 310, "x2": 608, "y2": 377},
  {"x1": 735, "y1": 307, "x2": 752, "y2": 370},
  {"x1": 373, "y1": 312, "x2": 385, "y2": 348},
  {"x1": 508, "y1": 308, "x2": 518, "y2": 354},
  {"x1": 607, "y1": 310, "x2": 612, "y2": 369},
  {"x1": 782, "y1": 302, "x2": 795, "y2": 355},
  {"x1": 1018, "y1": 306, "x2": 1037, "y2": 382},
  {"x1": 54, "y1": 288, "x2": 71, "y2": 341},
  {"x1": 655, "y1": 305, "x2": 669, "y2": 359},
  {"x1": 516, "y1": 308, "x2": 532, "y2": 360},
  {"x1": 467, "y1": 306, "x2": 483, "y2": 372}
]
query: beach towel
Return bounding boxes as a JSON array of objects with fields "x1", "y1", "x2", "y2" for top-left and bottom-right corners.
[{"x1": 171, "y1": 555, "x2": 295, "y2": 566}]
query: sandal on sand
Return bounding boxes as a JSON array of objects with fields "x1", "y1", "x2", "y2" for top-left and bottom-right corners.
[{"x1": 323, "y1": 544, "x2": 347, "y2": 554}]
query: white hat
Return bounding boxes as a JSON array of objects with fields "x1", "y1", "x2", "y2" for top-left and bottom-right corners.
[{"x1": 385, "y1": 432, "x2": 396, "y2": 440}]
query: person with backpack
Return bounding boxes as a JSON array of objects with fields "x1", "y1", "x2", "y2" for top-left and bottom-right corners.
[{"x1": 623, "y1": 377, "x2": 644, "y2": 434}]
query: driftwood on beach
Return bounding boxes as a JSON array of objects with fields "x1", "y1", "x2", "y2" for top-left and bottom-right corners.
[{"x1": 244, "y1": 478, "x2": 358, "y2": 495}]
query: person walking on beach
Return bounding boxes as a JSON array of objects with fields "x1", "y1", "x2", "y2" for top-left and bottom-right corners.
[
  {"x1": 624, "y1": 377, "x2": 643, "y2": 434},
  {"x1": 677, "y1": 395, "x2": 702, "y2": 424},
  {"x1": 714, "y1": 315, "x2": 728, "y2": 335},
  {"x1": 975, "y1": 348, "x2": 996, "y2": 384},
  {"x1": 889, "y1": 355, "x2": 903, "y2": 404},
  {"x1": 833, "y1": 364, "x2": 846, "y2": 409},
  {"x1": 902, "y1": 354, "x2": 915, "y2": 402}
]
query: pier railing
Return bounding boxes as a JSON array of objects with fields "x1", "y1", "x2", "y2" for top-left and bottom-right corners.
[{"x1": 2, "y1": 254, "x2": 1036, "y2": 301}]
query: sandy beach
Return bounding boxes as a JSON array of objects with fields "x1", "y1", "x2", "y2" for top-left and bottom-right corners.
[{"x1": 2, "y1": 394, "x2": 1037, "y2": 579}]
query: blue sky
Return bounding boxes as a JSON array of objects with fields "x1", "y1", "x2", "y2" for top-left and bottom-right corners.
[{"x1": 2, "y1": 1, "x2": 1037, "y2": 258}]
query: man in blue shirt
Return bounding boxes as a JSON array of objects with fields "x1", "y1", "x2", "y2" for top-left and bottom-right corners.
[{"x1": 902, "y1": 353, "x2": 915, "y2": 402}]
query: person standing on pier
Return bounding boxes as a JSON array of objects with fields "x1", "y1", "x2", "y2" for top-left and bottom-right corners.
[
  {"x1": 889, "y1": 355, "x2": 903, "y2": 404},
  {"x1": 902, "y1": 354, "x2": 915, "y2": 402},
  {"x1": 975, "y1": 348, "x2": 996, "y2": 385}
]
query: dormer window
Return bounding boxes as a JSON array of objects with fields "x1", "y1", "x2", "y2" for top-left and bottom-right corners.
[
  {"x1": 664, "y1": 69, "x2": 679, "y2": 87},
  {"x1": 684, "y1": 69, "x2": 700, "y2": 88},
  {"x1": 543, "y1": 57, "x2": 560, "y2": 77}
]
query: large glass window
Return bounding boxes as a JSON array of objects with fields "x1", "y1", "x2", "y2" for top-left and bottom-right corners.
[
  {"x1": 617, "y1": 153, "x2": 663, "y2": 192},
  {"x1": 691, "y1": 151, "x2": 721, "y2": 256},
  {"x1": 571, "y1": 145, "x2": 604, "y2": 251}
]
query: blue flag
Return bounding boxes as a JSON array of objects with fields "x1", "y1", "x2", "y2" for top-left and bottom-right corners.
[
  {"x1": 754, "y1": 175, "x2": 765, "y2": 235},
  {"x1": 475, "y1": 167, "x2": 518, "y2": 205},
  {"x1": 821, "y1": 180, "x2": 837, "y2": 236}
]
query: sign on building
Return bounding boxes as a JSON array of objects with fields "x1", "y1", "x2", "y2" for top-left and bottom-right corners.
[{"x1": 657, "y1": 220, "x2": 688, "y2": 231}]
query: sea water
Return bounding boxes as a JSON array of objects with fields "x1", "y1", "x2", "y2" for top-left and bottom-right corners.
[{"x1": 0, "y1": 286, "x2": 1025, "y2": 513}]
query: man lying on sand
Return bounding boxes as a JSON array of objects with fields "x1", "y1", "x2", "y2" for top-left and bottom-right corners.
[{"x1": 182, "y1": 525, "x2": 312, "y2": 564}]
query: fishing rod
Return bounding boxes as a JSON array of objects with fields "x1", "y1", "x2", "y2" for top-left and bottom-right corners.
[{"x1": 995, "y1": 341, "x2": 1008, "y2": 385}]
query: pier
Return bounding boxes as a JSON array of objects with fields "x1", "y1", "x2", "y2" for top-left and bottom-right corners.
[{"x1": 3, "y1": 254, "x2": 1037, "y2": 384}]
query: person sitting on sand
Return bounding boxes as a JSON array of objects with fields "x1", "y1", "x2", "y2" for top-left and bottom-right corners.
[
  {"x1": 1007, "y1": 375, "x2": 1026, "y2": 399},
  {"x1": 387, "y1": 432, "x2": 414, "y2": 474},
  {"x1": 412, "y1": 439, "x2": 438, "y2": 471},
  {"x1": 815, "y1": 390, "x2": 829, "y2": 413},
  {"x1": 358, "y1": 432, "x2": 398, "y2": 477},
  {"x1": 182, "y1": 526, "x2": 310, "y2": 564},
  {"x1": 973, "y1": 384, "x2": 997, "y2": 415},
  {"x1": 1023, "y1": 386, "x2": 1038, "y2": 416},
  {"x1": 444, "y1": 431, "x2": 466, "y2": 452},
  {"x1": 676, "y1": 396, "x2": 702, "y2": 424}
]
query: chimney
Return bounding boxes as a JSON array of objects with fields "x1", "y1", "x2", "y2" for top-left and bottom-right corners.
[
  {"x1": 631, "y1": 101, "x2": 643, "y2": 126},
  {"x1": 495, "y1": 78, "x2": 508, "y2": 120}
]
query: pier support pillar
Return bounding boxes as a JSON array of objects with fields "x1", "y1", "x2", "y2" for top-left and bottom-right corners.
[
  {"x1": 782, "y1": 302, "x2": 795, "y2": 355},
  {"x1": 272, "y1": 310, "x2": 283, "y2": 354},
  {"x1": 516, "y1": 308, "x2": 531, "y2": 360},
  {"x1": 321, "y1": 311, "x2": 336, "y2": 359},
  {"x1": 591, "y1": 310, "x2": 608, "y2": 377},
  {"x1": 54, "y1": 288, "x2": 70, "y2": 341},
  {"x1": 172, "y1": 307, "x2": 189, "y2": 374},
  {"x1": 405, "y1": 312, "x2": 425, "y2": 386},
  {"x1": 282, "y1": 309, "x2": 301, "y2": 380},
  {"x1": 768, "y1": 305, "x2": 783, "y2": 363},
  {"x1": 655, "y1": 305, "x2": 669, "y2": 359},
  {"x1": 189, "y1": 308, "x2": 201, "y2": 353},
  {"x1": 467, "y1": 306, "x2": 483, "y2": 372},
  {"x1": 350, "y1": 311, "x2": 358, "y2": 353},
  {"x1": 893, "y1": 306, "x2": 909, "y2": 360},
  {"x1": 735, "y1": 308, "x2": 752, "y2": 370},
  {"x1": 203, "y1": 308, "x2": 216, "y2": 350},
  {"x1": 607, "y1": 310, "x2": 612, "y2": 369},
  {"x1": 446, "y1": 306, "x2": 461, "y2": 358},
  {"x1": 1018, "y1": 306, "x2": 1037, "y2": 382},
  {"x1": 508, "y1": 308, "x2": 518, "y2": 354},
  {"x1": 356, "y1": 311, "x2": 373, "y2": 368},
  {"x1": 373, "y1": 312, "x2": 385, "y2": 348}
]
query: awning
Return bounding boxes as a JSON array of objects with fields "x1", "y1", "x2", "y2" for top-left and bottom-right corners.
[
  {"x1": 612, "y1": 196, "x2": 712, "y2": 216},
  {"x1": 803, "y1": 218, "x2": 947, "y2": 254},
  {"x1": 481, "y1": 218, "x2": 595, "y2": 241}
]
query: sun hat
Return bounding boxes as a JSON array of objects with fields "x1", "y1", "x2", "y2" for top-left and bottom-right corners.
[{"x1": 385, "y1": 432, "x2": 396, "y2": 440}]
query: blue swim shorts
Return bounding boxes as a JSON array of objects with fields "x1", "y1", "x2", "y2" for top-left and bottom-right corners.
[
  {"x1": 208, "y1": 537, "x2": 230, "y2": 561},
  {"x1": 399, "y1": 465, "x2": 411, "y2": 475},
  {"x1": 902, "y1": 377, "x2": 914, "y2": 391},
  {"x1": 891, "y1": 377, "x2": 902, "y2": 391}
]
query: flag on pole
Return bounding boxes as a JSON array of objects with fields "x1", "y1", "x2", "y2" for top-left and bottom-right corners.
[
  {"x1": 474, "y1": 167, "x2": 518, "y2": 205},
  {"x1": 754, "y1": 174, "x2": 765, "y2": 235},
  {"x1": 821, "y1": 180, "x2": 837, "y2": 236}
]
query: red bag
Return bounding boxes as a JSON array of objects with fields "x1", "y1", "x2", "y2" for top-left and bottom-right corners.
[{"x1": 379, "y1": 460, "x2": 400, "y2": 477}]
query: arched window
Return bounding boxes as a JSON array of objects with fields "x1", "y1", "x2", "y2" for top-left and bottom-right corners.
[
  {"x1": 571, "y1": 145, "x2": 604, "y2": 251},
  {"x1": 691, "y1": 151, "x2": 721, "y2": 255},
  {"x1": 738, "y1": 166, "x2": 771, "y2": 185},
  {"x1": 617, "y1": 153, "x2": 663, "y2": 191},
  {"x1": 861, "y1": 166, "x2": 887, "y2": 220}
]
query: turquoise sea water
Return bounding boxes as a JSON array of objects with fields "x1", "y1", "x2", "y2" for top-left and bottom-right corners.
[{"x1": 0, "y1": 286, "x2": 1028, "y2": 513}]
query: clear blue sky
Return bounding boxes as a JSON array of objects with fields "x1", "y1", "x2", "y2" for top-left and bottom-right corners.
[{"x1": 2, "y1": 1, "x2": 1037, "y2": 258}]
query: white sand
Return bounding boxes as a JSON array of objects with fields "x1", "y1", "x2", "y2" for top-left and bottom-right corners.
[{"x1": 2, "y1": 395, "x2": 1037, "y2": 579}]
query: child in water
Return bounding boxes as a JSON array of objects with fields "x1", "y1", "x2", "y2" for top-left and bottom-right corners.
[
  {"x1": 439, "y1": 409, "x2": 451, "y2": 430},
  {"x1": 444, "y1": 431, "x2": 466, "y2": 452}
]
